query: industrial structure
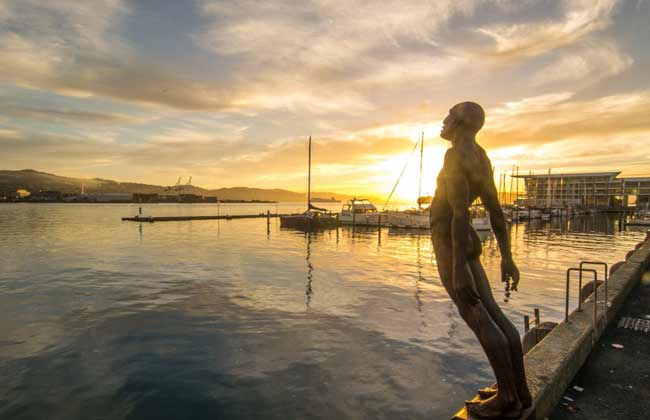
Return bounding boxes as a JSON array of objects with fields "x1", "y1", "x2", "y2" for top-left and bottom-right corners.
[{"x1": 514, "y1": 171, "x2": 650, "y2": 209}]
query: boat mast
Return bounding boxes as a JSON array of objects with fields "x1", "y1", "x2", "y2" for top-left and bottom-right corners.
[
  {"x1": 383, "y1": 139, "x2": 421, "y2": 211},
  {"x1": 307, "y1": 135, "x2": 312, "y2": 210},
  {"x1": 509, "y1": 165, "x2": 515, "y2": 204},
  {"x1": 499, "y1": 172, "x2": 503, "y2": 203},
  {"x1": 547, "y1": 168, "x2": 551, "y2": 208},
  {"x1": 418, "y1": 132, "x2": 424, "y2": 207},
  {"x1": 501, "y1": 172, "x2": 505, "y2": 203},
  {"x1": 515, "y1": 166, "x2": 519, "y2": 205}
]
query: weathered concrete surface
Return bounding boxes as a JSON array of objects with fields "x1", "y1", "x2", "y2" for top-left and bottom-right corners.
[
  {"x1": 549, "y1": 280, "x2": 650, "y2": 420},
  {"x1": 522, "y1": 238, "x2": 650, "y2": 419}
]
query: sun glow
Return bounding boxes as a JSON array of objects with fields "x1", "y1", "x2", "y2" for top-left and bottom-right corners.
[
  {"x1": 363, "y1": 122, "x2": 443, "y2": 143},
  {"x1": 370, "y1": 142, "x2": 447, "y2": 204}
]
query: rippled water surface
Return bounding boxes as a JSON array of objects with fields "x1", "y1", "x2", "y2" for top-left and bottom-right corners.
[{"x1": 0, "y1": 203, "x2": 645, "y2": 419}]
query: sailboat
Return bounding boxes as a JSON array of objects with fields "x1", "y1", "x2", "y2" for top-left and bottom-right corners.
[
  {"x1": 279, "y1": 136, "x2": 338, "y2": 230},
  {"x1": 383, "y1": 133, "x2": 492, "y2": 231},
  {"x1": 384, "y1": 133, "x2": 432, "y2": 228},
  {"x1": 338, "y1": 198, "x2": 386, "y2": 226}
]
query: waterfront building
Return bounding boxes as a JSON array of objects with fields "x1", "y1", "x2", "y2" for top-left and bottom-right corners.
[
  {"x1": 31, "y1": 190, "x2": 63, "y2": 201},
  {"x1": 514, "y1": 171, "x2": 650, "y2": 209},
  {"x1": 0, "y1": 189, "x2": 30, "y2": 201},
  {"x1": 159, "y1": 194, "x2": 179, "y2": 202},
  {"x1": 132, "y1": 193, "x2": 159, "y2": 203},
  {"x1": 1, "y1": 190, "x2": 17, "y2": 201},
  {"x1": 179, "y1": 193, "x2": 203, "y2": 203},
  {"x1": 86, "y1": 193, "x2": 132, "y2": 203},
  {"x1": 16, "y1": 189, "x2": 30, "y2": 199}
]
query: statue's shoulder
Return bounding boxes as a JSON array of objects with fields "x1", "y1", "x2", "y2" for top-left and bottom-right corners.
[
  {"x1": 475, "y1": 145, "x2": 494, "y2": 177},
  {"x1": 444, "y1": 147, "x2": 472, "y2": 174},
  {"x1": 476, "y1": 144, "x2": 491, "y2": 163},
  {"x1": 443, "y1": 148, "x2": 462, "y2": 165}
]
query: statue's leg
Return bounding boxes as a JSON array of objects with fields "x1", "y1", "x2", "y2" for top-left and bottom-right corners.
[
  {"x1": 432, "y1": 238, "x2": 522, "y2": 418},
  {"x1": 468, "y1": 258, "x2": 532, "y2": 408},
  {"x1": 431, "y1": 233, "x2": 458, "y2": 301},
  {"x1": 457, "y1": 293, "x2": 522, "y2": 418}
]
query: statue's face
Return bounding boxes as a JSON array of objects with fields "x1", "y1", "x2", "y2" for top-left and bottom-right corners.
[{"x1": 440, "y1": 107, "x2": 459, "y2": 141}]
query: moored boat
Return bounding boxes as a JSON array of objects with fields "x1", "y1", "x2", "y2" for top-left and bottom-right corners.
[
  {"x1": 470, "y1": 205, "x2": 492, "y2": 231},
  {"x1": 627, "y1": 206, "x2": 650, "y2": 226},
  {"x1": 339, "y1": 198, "x2": 386, "y2": 226},
  {"x1": 279, "y1": 136, "x2": 338, "y2": 231},
  {"x1": 280, "y1": 208, "x2": 338, "y2": 229},
  {"x1": 385, "y1": 208, "x2": 430, "y2": 229}
]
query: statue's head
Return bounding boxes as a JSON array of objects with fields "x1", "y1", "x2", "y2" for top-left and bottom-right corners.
[{"x1": 440, "y1": 101, "x2": 485, "y2": 141}]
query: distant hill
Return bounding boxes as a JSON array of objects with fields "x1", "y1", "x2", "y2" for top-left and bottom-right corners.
[{"x1": 0, "y1": 169, "x2": 382, "y2": 203}]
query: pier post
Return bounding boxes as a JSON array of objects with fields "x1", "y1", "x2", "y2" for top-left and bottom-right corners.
[
  {"x1": 524, "y1": 315, "x2": 530, "y2": 332},
  {"x1": 534, "y1": 308, "x2": 540, "y2": 326},
  {"x1": 377, "y1": 214, "x2": 382, "y2": 245},
  {"x1": 267, "y1": 210, "x2": 270, "y2": 235}
]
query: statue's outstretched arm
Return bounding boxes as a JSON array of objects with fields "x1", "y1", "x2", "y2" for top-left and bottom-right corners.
[{"x1": 480, "y1": 166, "x2": 520, "y2": 290}]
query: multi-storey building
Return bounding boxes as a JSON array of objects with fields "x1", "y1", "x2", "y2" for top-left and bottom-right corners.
[{"x1": 514, "y1": 171, "x2": 650, "y2": 209}]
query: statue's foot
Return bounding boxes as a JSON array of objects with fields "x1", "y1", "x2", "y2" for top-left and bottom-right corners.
[
  {"x1": 477, "y1": 384, "x2": 532, "y2": 409},
  {"x1": 477, "y1": 383, "x2": 498, "y2": 399},
  {"x1": 466, "y1": 394, "x2": 522, "y2": 419}
]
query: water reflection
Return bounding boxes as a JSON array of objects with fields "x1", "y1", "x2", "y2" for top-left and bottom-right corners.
[
  {"x1": 305, "y1": 233, "x2": 314, "y2": 309},
  {"x1": 414, "y1": 235, "x2": 425, "y2": 326},
  {"x1": 0, "y1": 204, "x2": 646, "y2": 420}
]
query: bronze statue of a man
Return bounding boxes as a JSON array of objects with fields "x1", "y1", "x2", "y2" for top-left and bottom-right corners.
[{"x1": 430, "y1": 102, "x2": 532, "y2": 419}]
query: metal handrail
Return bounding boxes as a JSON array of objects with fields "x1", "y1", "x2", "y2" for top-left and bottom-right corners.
[
  {"x1": 580, "y1": 261, "x2": 609, "y2": 316},
  {"x1": 565, "y1": 268, "x2": 598, "y2": 326}
]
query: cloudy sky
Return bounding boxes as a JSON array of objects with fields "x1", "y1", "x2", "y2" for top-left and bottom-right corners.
[{"x1": 1, "y1": 0, "x2": 649, "y2": 199}]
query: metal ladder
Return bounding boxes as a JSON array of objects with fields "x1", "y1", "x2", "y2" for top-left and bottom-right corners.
[{"x1": 564, "y1": 261, "x2": 609, "y2": 333}]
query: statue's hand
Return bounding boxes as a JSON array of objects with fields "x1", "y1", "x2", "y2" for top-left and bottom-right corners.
[{"x1": 501, "y1": 258, "x2": 520, "y2": 291}]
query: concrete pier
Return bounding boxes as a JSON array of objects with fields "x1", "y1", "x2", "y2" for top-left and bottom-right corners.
[
  {"x1": 453, "y1": 236, "x2": 650, "y2": 420},
  {"x1": 550, "y1": 280, "x2": 650, "y2": 419},
  {"x1": 121, "y1": 213, "x2": 291, "y2": 222},
  {"x1": 522, "y1": 237, "x2": 650, "y2": 419}
]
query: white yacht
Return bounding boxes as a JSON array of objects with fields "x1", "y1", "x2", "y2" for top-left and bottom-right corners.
[
  {"x1": 385, "y1": 208, "x2": 430, "y2": 229},
  {"x1": 628, "y1": 205, "x2": 650, "y2": 226},
  {"x1": 339, "y1": 198, "x2": 386, "y2": 226},
  {"x1": 470, "y1": 205, "x2": 492, "y2": 231},
  {"x1": 385, "y1": 205, "x2": 493, "y2": 231}
]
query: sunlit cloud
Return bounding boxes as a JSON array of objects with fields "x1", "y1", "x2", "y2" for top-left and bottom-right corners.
[
  {"x1": 477, "y1": 0, "x2": 618, "y2": 58},
  {"x1": 233, "y1": 91, "x2": 375, "y2": 115},
  {"x1": 482, "y1": 90, "x2": 650, "y2": 148},
  {"x1": 0, "y1": 128, "x2": 18, "y2": 139},
  {"x1": 195, "y1": 0, "x2": 480, "y2": 112},
  {"x1": 0, "y1": 0, "x2": 648, "y2": 197},
  {"x1": 531, "y1": 41, "x2": 633, "y2": 86},
  {"x1": 0, "y1": 104, "x2": 147, "y2": 125}
]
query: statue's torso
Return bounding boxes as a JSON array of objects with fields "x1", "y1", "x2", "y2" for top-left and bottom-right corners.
[
  {"x1": 430, "y1": 148, "x2": 485, "y2": 223},
  {"x1": 430, "y1": 144, "x2": 489, "y2": 258}
]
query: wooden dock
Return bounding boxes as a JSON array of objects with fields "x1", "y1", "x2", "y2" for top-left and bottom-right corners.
[{"x1": 121, "y1": 213, "x2": 291, "y2": 222}]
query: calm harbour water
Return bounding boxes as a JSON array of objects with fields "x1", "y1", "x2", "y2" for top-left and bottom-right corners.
[{"x1": 0, "y1": 203, "x2": 646, "y2": 420}]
